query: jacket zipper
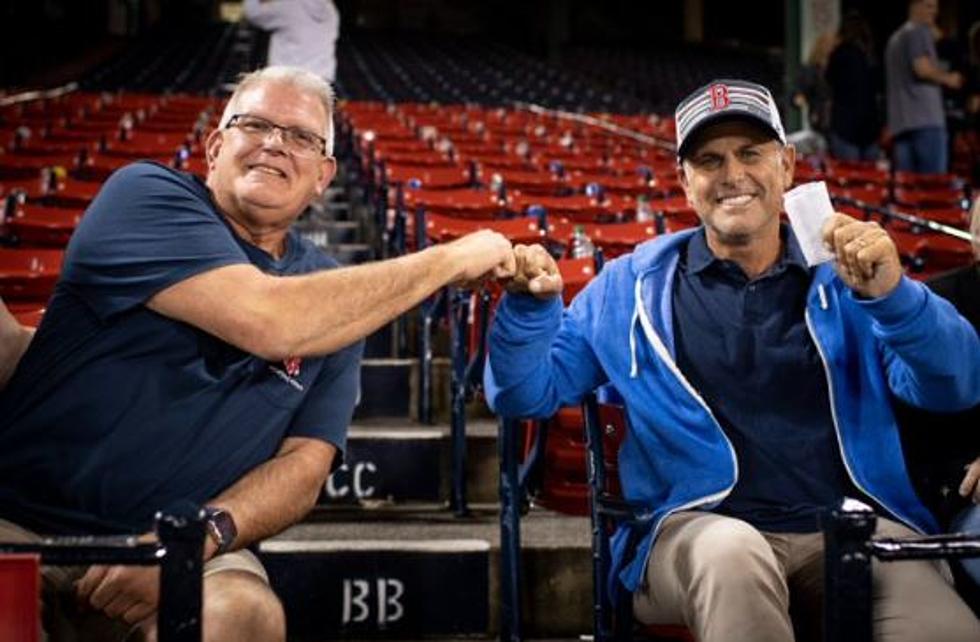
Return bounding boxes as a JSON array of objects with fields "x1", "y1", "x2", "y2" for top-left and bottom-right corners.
[
  {"x1": 632, "y1": 277, "x2": 740, "y2": 577},
  {"x1": 804, "y1": 306, "x2": 922, "y2": 534}
]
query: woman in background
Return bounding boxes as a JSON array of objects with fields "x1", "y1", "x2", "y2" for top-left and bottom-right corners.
[{"x1": 825, "y1": 10, "x2": 882, "y2": 161}]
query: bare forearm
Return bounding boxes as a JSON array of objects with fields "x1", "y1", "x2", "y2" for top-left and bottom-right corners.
[
  {"x1": 913, "y1": 57, "x2": 958, "y2": 87},
  {"x1": 207, "y1": 440, "x2": 335, "y2": 554},
  {"x1": 269, "y1": 244, "x2": 457, "y2": 358},
  {"x1": 148, "y1": 229, "x2": 513, "y2": 361}
]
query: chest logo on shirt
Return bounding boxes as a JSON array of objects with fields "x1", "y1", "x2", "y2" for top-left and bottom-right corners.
[
  {"x1": 283, "y1": 356, "x2": 302, "y2": 377},
  {"x1": 268, "y1": 356, "x2": 304, "y2": 392}
]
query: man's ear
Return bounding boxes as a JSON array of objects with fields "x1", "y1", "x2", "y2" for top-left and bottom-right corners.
[
  {"x1": 314, "y1": 156, "x2": 338, "y2": 196},
  {"x1": 677, "y1": 161, "x2": 693, "y2": 206},
  {"x1": 781, "y1": 143, "x2": 797, "y2": 188},
  {"x1": 205, "y1": 129, "x2": 224, "y2": 171}
]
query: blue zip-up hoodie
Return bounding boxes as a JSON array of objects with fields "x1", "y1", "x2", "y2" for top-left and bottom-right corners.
[{"x1": 485, "y1": 228, "x2": 980, "y2": 594}]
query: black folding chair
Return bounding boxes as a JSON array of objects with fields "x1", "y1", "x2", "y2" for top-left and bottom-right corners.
[
  {"x1": 0, "y1": 505, "x2": 206, "y2": 642},
  {"x1": 822, "y1": 502, "x2": 980, "y2": 642},
  {"x1": 581, "y1": 393, "x2": 693, "y2": 642}
]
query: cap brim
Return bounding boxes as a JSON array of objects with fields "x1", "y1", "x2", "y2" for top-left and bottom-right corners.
[{"x1": 676, "y1": 112, "x2": 783, "y2": 160}]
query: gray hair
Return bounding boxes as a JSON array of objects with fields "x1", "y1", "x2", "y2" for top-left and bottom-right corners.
[{"x1": 219, "y1": 66, "x2": 335, "y2": 155}]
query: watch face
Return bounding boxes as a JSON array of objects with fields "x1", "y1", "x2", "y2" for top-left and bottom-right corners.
[{"x1": 206, "y1": 508, "x2": 237, "y2": 553}]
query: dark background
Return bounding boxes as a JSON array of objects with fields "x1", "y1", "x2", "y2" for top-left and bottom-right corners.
[{"x1": 1, "y1": 1, "x2": 978, "y2": 90}]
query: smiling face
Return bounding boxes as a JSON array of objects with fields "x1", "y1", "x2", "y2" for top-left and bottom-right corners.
[
  {"x1": 679, "y1": 118, "x2": 795, "y2": 251},
  {"x1": 206, "y1": 79, "x2": 336, "y2": 252}
]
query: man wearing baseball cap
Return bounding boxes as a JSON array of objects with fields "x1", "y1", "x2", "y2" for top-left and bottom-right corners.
[{"x1": 484, "y1": 79, "x2": 980, "y2": 641}]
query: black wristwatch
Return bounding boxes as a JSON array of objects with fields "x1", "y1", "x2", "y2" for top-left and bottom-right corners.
[{"x1": 203, "y1": 507, "x2": 238, "y2": 556}]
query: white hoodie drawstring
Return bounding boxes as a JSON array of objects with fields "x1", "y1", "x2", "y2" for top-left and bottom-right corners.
[
  {"x1": 630, "y1": 278, "x2": 644, "y2": 378},
  {"x1": 629, "y1": 305, "x2": 640, "y2": 378}
]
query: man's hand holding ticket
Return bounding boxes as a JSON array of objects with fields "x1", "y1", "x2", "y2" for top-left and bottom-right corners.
[{"x1": 785, "y1": 181, "x2": 904, "y2": 299}]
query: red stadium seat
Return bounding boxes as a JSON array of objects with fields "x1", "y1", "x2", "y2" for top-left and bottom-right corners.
[
  {"x1": 567, "y1": 171, "x2": 654, "y2": 197},
  {"x1": 557, "y1": 256, "x2": 597, "y2": 304},
  {"x1": 0, "y1": 248, "x2": 63, "y2": 301},
  {"x1": 507, "y1": 192, "x2": 613, "y2": 222},
  {"x1": 527, "y1": 406, "x2": 591, "y2": 517},
  {"x1": 375, "y1": 149, "x2": 455, "y2": 168},
  {"x1": 45, "y1": 178, "x2": 102, "y2": 209},
  {"x1": 533, "y1": 153, "x2": 610, "y2": 174},
  {"x1": 892, "y1": 187, "x2": 966, "y2": 211},
  {"x1": 886, "y1": 226, "x2": 973, "y2": 275},
  {"x1": 423, "y1": 212, "x2": 544, "y2": 244},
  {"x1": 907, "y1": 207, "x2": 969, "y2": 229},
  {"x1": 0, "y1": 153, "x2": 80, "y2": 174},
  {"x1": 915, "y1": 234, "x2": 974, "y2": 273},
  {"x1": 462, "y1": 154, "x2": 535, "y2": 172},
  {"x1": 548, "y1": 220, "x2": 657, "y2": 258},
  {"x1": 374, "y1": 138, "x2": 438, "y2": 153},
  {"x1": 793, "y1": 161, "x2": 827, "y2": 183},
  {"x1": 0, "y1": 553, "x2": 40, "y2": 642},
  {"x1": 403, "y1": 188, "x2": 502, "y2": 219},
  {"x1": 5, "y1": 204, "x2": 83, "y2": 246},
  {"x1": 0, "y1": 178, "x2": 43, "y2": 201},
  {"x1": 478, "y1": 167, "x2": 566, "y2": 195},
  {"x1": 892, "y1": 171, "x2": 963, "y2": 190},
  {"x1": 386, "y1": 164, "x2": 472, "y2": 189},
  {"x1": 649, "y1": 196, "x2": 700, "y2": 227},
  {"x1": 825, "y1": 162, "x2": 888, "y2": 188},
  {"x1": 74, "y1": 155, "x2": 169, "y2": 182},
  {"x1": 8, "y1": 303, "x2": 45, "y2": 327},
  {"x1": 828, "y1": 185, "x2": 888, "y2": 206},
  {"x1": 583, "y1": 398, "x2": 697, "y2": 642}
]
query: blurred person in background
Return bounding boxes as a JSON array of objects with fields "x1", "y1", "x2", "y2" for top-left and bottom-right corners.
[
  {"x1": 825, "y1": 10, "x2": 882, "y2": 161},
  {"x1": 244, "y1": 0, "x2": 340, "y2": 83},
  {"x1": 885, "y1": 0, "x2": 963, "y2": 173},
  {"x1": 791, "y1": 31, "x2": 836, "y2": 154}
]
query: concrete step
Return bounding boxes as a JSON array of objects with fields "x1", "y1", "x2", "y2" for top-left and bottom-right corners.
[
  {"x1": 355, "y1": 358, "x2": 413, "y2": 420},
  {"x1": 260, "y1": 507, "x2": 592, "y2": 640},
  {"x1": 356, "y1": 356, "x2": 460, "y2": 423},
  {"x1": 363, "y1": 323, "x2": 395, "y2": 359},
  {"x1": 320, "y1": 416, "x2": 499, "y2": 506}
]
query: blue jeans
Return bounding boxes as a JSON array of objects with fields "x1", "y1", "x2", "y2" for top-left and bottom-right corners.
[
  {"x1": 951, "y1": 504, "x2": 980, "y2": 587},
  {"x1": 892, "y1": 126, "x2": 949, "y2": 174},
  {"x1": 829, "y1": 133, "x2": 880, "y2": 162}
]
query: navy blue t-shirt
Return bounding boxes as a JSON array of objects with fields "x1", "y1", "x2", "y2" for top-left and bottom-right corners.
[
  {"x1": 0, "y1": 162, "x2": 362, "y2": 535},
  {"x1": 672, "y1": 226, "x2": 863, "y2": 532}
]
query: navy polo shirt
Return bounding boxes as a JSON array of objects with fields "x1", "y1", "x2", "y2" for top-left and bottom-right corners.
[
  {"x1": 672, "y1": 226, "x2": 861, "y2": 532},
  {"x1": 0, "y1": 162, "x2": 362, "y2": 536}
]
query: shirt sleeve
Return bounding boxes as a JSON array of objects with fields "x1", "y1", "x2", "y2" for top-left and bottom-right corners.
[
  {"x1": 62, "y1": 162, "x2": 249, "y2": 321},
  {"x1": 907, "y1": 25, "x2": 937, "y2": 65},
  {"x1": 484, "y1": 271, "x2": 609, "y2": 419},
  {"x1": 286, "y1": 339, "x2": 364, "y2": 466},
  {"x1": 855, "y1": 276, "x2": 980, "y2": 411}
]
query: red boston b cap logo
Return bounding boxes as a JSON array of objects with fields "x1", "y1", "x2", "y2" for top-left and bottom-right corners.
[{"x1": 709, "y1": 83, "x2": 730, "y2": 111}]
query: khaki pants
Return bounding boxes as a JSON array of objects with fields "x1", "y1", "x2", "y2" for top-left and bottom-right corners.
[
  {"x1": 0, "y1": 517, "x2": 269, "y2": 642},
  {"x1": 633, "y1": 511, "x2": 980, "y2": 642}
]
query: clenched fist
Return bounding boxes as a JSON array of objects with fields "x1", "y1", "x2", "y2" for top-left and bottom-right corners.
[
  {"x1": 502, "y1": 244, "x2": 563, "y2": 299},
  {"x1": 822, "y1": 214, "x2": 903, "y2": 299}
]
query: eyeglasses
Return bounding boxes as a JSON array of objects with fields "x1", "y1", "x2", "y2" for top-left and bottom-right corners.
[{"x1": 225, "y1": 113, "x2": 328, "y2": 157}]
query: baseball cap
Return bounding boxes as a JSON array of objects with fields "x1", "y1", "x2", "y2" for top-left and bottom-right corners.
[{"x1": 674, "y1": 79, "x2": 786, "y2": 160}]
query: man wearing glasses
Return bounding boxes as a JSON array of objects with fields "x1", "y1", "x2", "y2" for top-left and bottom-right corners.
[{"x1": 0, "y1": 66, "x2": 515, "y2": 641}]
